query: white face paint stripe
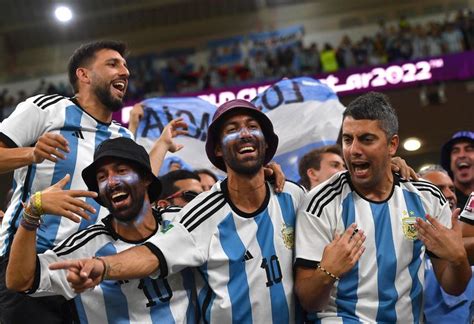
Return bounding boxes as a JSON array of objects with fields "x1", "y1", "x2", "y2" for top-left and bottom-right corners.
[{"x1": 221, "y1": 129, "x2": 264, "y2": 145}]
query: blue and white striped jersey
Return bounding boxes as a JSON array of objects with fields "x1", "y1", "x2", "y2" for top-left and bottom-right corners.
[
  {"x1": 295, "y1": 171, "x2": 451, "y2": 323},
  {"x1": 144, "y1": 179, "x2": 306, "y2": 323},
  {"x1": 29, "y1": 209, "x2": 196, "y2": 324},
  {"x1": 0, "y1": 94, "x2": 132, "y2": 255}
]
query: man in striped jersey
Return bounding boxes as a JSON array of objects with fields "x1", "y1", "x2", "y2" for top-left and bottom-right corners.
[
  {"x1": 0, "y1": 40, "x2": 186, "y2": 323},
  {"x1": 294, "y1": 92, "x2": 471, "y2": 323},
  {"x1": 51, "y1": 99, "x2": 306, "y2": 323},
  {"x1": 6, "y1": 137, "x2": 196, "y2": 323}
]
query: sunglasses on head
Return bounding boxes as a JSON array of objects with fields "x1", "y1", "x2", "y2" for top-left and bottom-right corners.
[{"x1": 165, "y1": 190, "x2": 199, "y2": 202}]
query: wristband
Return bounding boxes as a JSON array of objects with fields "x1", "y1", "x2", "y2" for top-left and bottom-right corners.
[
  {"x1": 317, "y1": 264, "x2": 340, "y2": 281},
  {"x1": 32, "y1": 191, "x2": 44, "y2": 216},
  {"x1": 92, "y1": 256, "x2": 110, "y2": 282}
]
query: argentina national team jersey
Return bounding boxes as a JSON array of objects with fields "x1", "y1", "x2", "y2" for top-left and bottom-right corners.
[
  {"x1": 144, "y1": 179, "x2": 305, "y2": 323},
  {"x1": 0, "y1": 94, "x2": 132, "y2": 255},
  {"x1": 295, "y1": 171, "x2": 451, "y2": 323},
  {"x1": 29, "y1": 209, "x2": 196, "y2": 324}
]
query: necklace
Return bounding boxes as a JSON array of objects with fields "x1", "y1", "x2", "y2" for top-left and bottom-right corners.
[{"x1": 228, "y1": 182, "x2": 265, "y2": 193}]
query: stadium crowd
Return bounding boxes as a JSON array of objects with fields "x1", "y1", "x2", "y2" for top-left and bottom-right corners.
[{"x1": 1, "y1": 9, "x2": 474, "y2": 121}]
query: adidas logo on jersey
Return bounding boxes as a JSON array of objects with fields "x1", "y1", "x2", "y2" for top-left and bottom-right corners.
[
  {"x1": 72, "y1": 130, "x2": 84, "y2": 139},
  {"x1": 242, "y1": 250, "x2": 253, "y2": 262}
]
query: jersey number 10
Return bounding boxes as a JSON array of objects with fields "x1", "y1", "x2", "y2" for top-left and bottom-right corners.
[{"x1": 261, "y1": 255, "x2": 283, "y2": 287}]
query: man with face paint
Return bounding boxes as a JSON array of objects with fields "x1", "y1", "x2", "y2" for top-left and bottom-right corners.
[
  {"x1": 6, "y1": 137, "x2": 197, "y2": 323},
  {"x1": 49, "y1": 99, "x2": 307, "y2": 323},
  {"x1": 0, "y1": 40, "x2": 187, "y2": 323}
]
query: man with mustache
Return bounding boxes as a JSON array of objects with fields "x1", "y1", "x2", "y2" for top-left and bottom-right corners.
[
  {"x1": 0, "y1": 40, "x2": 185, "y2": 323},
  {"x1": 6, "y1": 137, "x2": 196, "y2": 323},
  {"x1": 49, "y1": 99, "x2": 306, "y2": 323}
]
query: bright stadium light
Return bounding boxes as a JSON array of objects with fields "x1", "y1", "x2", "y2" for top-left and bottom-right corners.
[
  {"x1": 403, "y1": 137, "x2": 421, "y2": 151},
  {"x1": 55, "y1": 6, "x2": 73, "y2": 23}
]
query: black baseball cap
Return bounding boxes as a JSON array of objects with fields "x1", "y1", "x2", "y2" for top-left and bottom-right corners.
[{"x1": 82, "y1": 137, "x2": 161, "y2": 206}]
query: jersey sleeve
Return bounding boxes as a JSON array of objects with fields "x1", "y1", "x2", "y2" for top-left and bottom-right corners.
[
  {"x1": 295, "y1": 191, "x2": 339, "y2": 269},
  {"x1": 419, "y1": 181, "x2": 452, "y2": 229},
  {"x1": 0, "y1": 96, "x2": 50, "y2": 147},
  {"x1": 27, "y1": 250, "x2": 76, "y2": 300},
  {"x1": 144, "y1": 221, "x2": 207, "y2": 278}
]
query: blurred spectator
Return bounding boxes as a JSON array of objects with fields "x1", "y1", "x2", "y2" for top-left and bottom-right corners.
[
  {"x1": 195, "y1": 169, "x2": 219, "y2": 191},
  {"x1": 320, "y1": 43, "x2": 339, "y2": 73},
  {"x1": 440, "y1": 131, "x2": 474, "y2": 208},
  {"x1": 157, "y1": 170, "x2": 203, "y2": 207},
  {"x1": 298, "y1": 145, "x2": 345, "y2": 191},
  {"x1": 442, "y1": 21, "x2": 465, "y2": 54}
]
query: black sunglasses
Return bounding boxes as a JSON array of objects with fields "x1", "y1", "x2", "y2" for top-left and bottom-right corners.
[{"x1": 165, "y1": 190, "x2": 199, "y2": 202}]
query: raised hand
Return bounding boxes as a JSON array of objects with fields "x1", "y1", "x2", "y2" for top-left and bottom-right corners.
[
  {"x1": 416, "y1": 209, "x2": 467, "y2": 264},
  {"x1": 319, "y1": 224, "x2": 366, "y2": 278},
  {"x1": 391, "y1": 156, "x2": 418, "y2": 180},
  {"x1": 49, "y1": 258, "x2": 105, "y2": 293},
  {"x1": 32, "y1": 132, "x2": 70, "y2": 163},
  {"x1": 158, "y1": 117, "x2": 189, "y2": 153},
  {"x1": 37, "y1": 174, "x2": 97, "y2": 222},
  {"x1": 263, "y1": 162, "x2": 285, "y2": 193},
  {"x1": 128, "y1": 103, "x2": 145, "y2": 135}
]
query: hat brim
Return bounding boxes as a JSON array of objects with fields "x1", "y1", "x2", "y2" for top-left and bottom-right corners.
[
  {"x1": 205, "y1": 107, "x2": 279, "y2": 172},
  {"x1": 82, "y1": 156, "x2": 161, "y2": 206}
]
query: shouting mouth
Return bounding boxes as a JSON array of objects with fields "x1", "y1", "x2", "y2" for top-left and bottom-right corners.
[
  {"x1": 111, "y1": 80, "x2": 127, "y2": 97},
  {"x1": 110, "y1": 191, "x2": 130, "y2": 209},
  {"x1": 351, "y1": 161, "x2": 370, "y2": 178}
]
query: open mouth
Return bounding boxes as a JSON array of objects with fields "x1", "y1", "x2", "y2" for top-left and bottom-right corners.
[
  {"x1": 111, "y1": 80, "x2": 127, "y2": 96},
  {"x1": 456, "y1": 161, "x2": 471, "y2": 171},
  {"x1": 351, "y1": 162, "x2": 370, "y2": 177},
  {"x1": 110, "y1": 191, "x2": 130, "y2": 209},
  {"x1": 238, "y1": 146, "x2": 256, "y2": 154}
]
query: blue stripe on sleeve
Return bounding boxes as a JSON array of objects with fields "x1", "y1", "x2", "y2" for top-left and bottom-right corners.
[
  {"x1": 337, "y1": 194, "x2": 360, "y2": 323},
  {"x1": 254, "y1": 210, "x2": 290, "y2": 324},
  {"x1": 402, "y1": 189, "x2": 425, "y2": 323},
  {"x1": 95, "y1": 242, "x2": 130, "y2": 323},
  {"x1": 370, "y1": 202, "x2": 398, "y2": 322},
  {"x1": 218, "y1": 212, "x2": 253, "y2": 324}
]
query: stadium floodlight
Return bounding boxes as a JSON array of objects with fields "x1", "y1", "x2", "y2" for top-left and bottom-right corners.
[
  {"x1": 403, "y1": 137, "x2": 421, "y2": 151},
  {"x1": 54, "y1": 6, "x2": 73, "y2": 23}
]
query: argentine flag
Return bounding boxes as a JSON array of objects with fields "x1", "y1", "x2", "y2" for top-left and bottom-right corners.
[{"x1": 135, "y1": 77, "x2": 345, "y2": 182}]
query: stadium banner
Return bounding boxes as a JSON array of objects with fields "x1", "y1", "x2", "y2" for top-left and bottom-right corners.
[
  {"x1": 248, "y1": 25, "x2": 305, "y2": 55},
  {"x1": 207, "y1": 36, "x2": 244, "y2": 67},
  {"x1": 134, "y1": 77, "x2": 344, "y2": 182}
]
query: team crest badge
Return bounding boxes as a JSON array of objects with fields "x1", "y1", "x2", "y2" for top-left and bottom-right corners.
[
  {"x1": 402, "y1": 210, "x2": 418, "y2": 240},
  {"x1": 281, "y1": 224, "x2": 294, "y2": 249}
]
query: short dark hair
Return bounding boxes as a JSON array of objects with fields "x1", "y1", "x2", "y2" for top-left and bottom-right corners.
[
  {"x1": 158, "y1": 170, "x2": 200, "y2": 200},
  {"x1": 195, "y1": 168, "x2": 218, "y2": 182},
  {"x1": 67, "y1": 40, "x2": 127, "y2": 93},
  {"x1": 343, "y1": 92, "x2": 399, "y2": 139},
  {"x1": 298, "y1": 145, "x2": 342, "y2": 190}
]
